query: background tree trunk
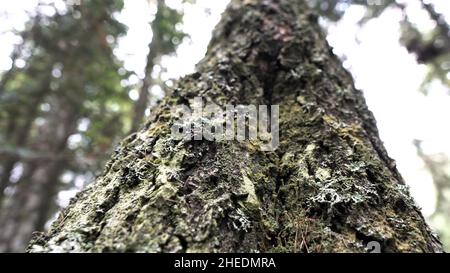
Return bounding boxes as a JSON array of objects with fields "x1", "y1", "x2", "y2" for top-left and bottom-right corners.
[
  {"x1": 0, "y1": 96, "x2": 78, "y2": 252},
  {"x1": 129, "y1": 0, "x2": 162, "y2": 134},
  {"x1": 0, "y1": 0, "x2": 129, "y2": 253},
  {"x1": 28, "y1": 0, "x2": 442, "y2": 253},
  {"x1": 0, "y1": 74, "x2": 51, "y2": 205}
]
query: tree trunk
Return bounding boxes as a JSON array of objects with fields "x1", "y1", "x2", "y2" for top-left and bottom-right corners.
[
  {"x1": 129, "y1": 31, "x2": 160, "y2": 134},
  {"x1": 28, "y1": 0, "x2": 442, "y2": 253},
  {"x1": 0, "y1": 98, "x2": 77, "y2": 252},
  {"x1": 0, "y1": 75, "x2": 51, "y2": 206},
  {"x1": 130, "y1": 0, "x2": 167, "y2": 134},
  {"x1": 0, "y1": 161, "x2": 38, "y2": 252}
]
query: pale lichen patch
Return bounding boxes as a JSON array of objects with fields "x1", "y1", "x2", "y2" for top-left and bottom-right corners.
[{"x1": 239, "y1": 169, "x2": 261, "y2": 214}]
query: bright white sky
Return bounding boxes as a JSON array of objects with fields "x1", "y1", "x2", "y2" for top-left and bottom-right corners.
[{"x1": 1, "y1": 0, "x2": 449, "y2": 217}]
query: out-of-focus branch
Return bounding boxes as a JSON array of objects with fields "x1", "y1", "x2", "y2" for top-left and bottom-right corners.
[
  {"x1": 130, "y1": 25, "x2": 161, "y2": 133},
  {"x1": 402, "y1": 0, "x2": 450, "y2": 64},
  {"x1": 129, "y1": 0, "x2": 187, "y2": 133},
  {"x1": 413, "y1": 139, "x2": 450, "y2": 217}
]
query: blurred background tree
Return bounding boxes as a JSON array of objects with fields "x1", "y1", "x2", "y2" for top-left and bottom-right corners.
[
  {"x1": 414, "y1": 139, "x2": 450, "y2": 248},
  {"x1": 0, "y1": 0, "x2": 186, "y2": 252},
  {"x1": 308, "y1": 0, "x2": 450, "y2": 91},
  {"x1": 0, "y1": 0, "x2": 130, "y2": 252},
  {"x1": 0, "y1": 0, "x2": 448, "y2": 252}
]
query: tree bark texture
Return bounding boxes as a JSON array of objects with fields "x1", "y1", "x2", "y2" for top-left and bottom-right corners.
[{"x1": 28, "y1": 0, "x2": 442, "y2": 253}]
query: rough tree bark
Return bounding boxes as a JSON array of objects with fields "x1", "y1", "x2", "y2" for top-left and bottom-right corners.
[{"x1": 28, "y1": 0, "x2": 442, "y2": 253}]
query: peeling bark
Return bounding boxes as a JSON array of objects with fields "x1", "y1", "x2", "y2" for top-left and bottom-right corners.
[{"x1": 28, "y1": 0, "x2": 442, "y2": 253}]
